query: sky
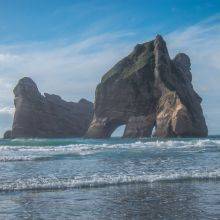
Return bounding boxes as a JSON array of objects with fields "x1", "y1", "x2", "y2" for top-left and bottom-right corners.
[{"x1": 0, "y1": 0, "x2": 220, "y2": 136}]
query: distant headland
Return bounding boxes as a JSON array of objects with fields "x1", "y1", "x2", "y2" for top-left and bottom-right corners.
[{"x1": 4, "y1": 35, "x2": 208, "y2": 139}]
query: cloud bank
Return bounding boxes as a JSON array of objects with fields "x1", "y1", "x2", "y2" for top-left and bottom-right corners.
[
  {"x1": 0, "y1": 32, "x2": 135, "y2": 135},
  {"x1": 166, "y1": 14, "x2": 220, "y2": 134}
]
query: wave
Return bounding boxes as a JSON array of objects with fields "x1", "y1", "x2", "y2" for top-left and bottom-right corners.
[
  {"x1": 0, "y1": 152, "x2": 86, "y2": 162},
  {"x1": 0, "y1": 139, "x2": 220, "y2": 163},
  {"x1": 0, "y1": 156, "x2": 34, "y2": 162},
  {"x1": 0, "y1": 155, "x2": 58, "y2": 162},
  {"x1": 1, "y1": 139, "x2": 220, "y2": 151},
  {"x1": 1, "y1": 170, "x2": 220, "y2": 192}
]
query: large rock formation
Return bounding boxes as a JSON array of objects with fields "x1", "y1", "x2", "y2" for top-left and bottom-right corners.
[
  {"x1": 86, "y1": 35, "x2": 208, "y2": 138},
  {"x1": 5, "y1": 77, "x2": 93, "y2": 138}
]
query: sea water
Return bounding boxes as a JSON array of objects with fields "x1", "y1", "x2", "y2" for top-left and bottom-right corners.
[{"x1": 0, "y1": 137, "x2": 220, "y2": 219}]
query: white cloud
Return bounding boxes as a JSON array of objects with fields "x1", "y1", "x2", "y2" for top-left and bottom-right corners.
[
  {"x1": 165, "y1": 14, "x2": 220, "y2": 134},
  {"x1": 0, "y1": 32, "x2": 134, "y2": 102},
  {"x1": 0, "y1": 106, "x2": 15, "y2": 136},
  {"x1": 0, "y1": 106, "x2": 14, "y2": 115}
]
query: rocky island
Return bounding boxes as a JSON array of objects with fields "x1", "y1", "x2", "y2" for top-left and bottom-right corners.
[
  {"x1": 4, "y1": 77, "x2": 93, "y2": 138},
  {"x1": 86, "y1": 35, "x2": 208, "y2": 138},
  {"x1": 4, "y1": 35, "x2": 208, "y2": 139}
]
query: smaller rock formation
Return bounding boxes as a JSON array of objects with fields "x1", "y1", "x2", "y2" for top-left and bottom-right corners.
[{"x1": 5, "y1": 77, "x2": 93, "y2": 138}]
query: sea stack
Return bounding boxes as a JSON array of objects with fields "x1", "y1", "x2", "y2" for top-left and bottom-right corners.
[
  {"x1": 86, "y1": 35, "x2": 208, "y2": 138},
  {"x1": 4, "y1": 77, "x2": 93, "y2": 138}
]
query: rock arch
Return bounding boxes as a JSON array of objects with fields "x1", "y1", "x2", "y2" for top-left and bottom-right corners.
[
  {"x1": 86, "y1": 35, "x2": 208, "y2": 138},
  {"x1": 111, "y1": 124, "x2": 126, "y2": 137}
]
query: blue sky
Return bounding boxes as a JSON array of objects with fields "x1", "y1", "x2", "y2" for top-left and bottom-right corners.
[
  {"x1": 0, "y1": 0, "x2": 220, "y2": 136},
  {"x1": 0, "y1": 0, "x2": 219, "y2": 43}
]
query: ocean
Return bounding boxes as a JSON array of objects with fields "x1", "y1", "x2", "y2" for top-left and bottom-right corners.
[{"x1": 0, "y1": 137, "x2": 220, "y2": 219}]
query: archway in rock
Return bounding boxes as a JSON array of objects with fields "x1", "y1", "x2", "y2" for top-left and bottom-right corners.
[
  {"x1": 151, "y1": 125, "x2": 156, "y2": 137},
  {"x1": 111, "y1": 125, "x2": 126, "y2": 137},
  {"x1": 103, "y1": 119, "x2": 126, "y2": 138}
]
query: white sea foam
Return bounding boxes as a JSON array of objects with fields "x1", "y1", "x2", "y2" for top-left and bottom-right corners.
[
  {"x1": 0, "y1": 156, "x2": 34, "y2": 162},
  {"x1": 0, "y1": 169, "x2": 219, "y2": 192},
  {"x1": 0, "y1": 139, "x2": 220, "y2": 162},
  {"x1": 0, "y1": 139, "x2": 218, "y2": 152}
]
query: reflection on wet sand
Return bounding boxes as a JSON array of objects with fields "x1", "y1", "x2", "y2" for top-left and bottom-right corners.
[{"x1": 0, "y1": 181, "x2": 220, "y2": 219}]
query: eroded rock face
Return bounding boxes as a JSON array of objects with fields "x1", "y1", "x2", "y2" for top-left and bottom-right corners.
[
  {"x1": 86, "y1": 35, "x2": 208, "y2": 138},
  {"x1": 8, "y1": 77, "x2": 93, "y2": 138}
]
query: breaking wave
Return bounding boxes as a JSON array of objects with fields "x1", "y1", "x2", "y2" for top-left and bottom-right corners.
[
  {"x1": 0, "y1": 170, "x2": 220, "y2": 192},
  {"x1": 0, "y1": 156, "x2": 34, "y2": 162},
  {"x1": 0, "y1": 138, "x2": 220, "y2": 162}
]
